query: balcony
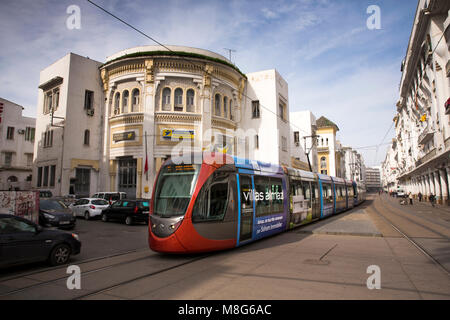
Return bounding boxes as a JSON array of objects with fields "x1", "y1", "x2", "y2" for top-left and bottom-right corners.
[
  {"x1": 417, "y1": 147, "x2": 436, "y2": 165},
  {"x1": 317, "y1": 146, "x2": 329, "y2": 153},
  {"x1": 418, "y1": 124, "x2": 434, "y2": 145},
  {"x1": 109, "y1": 112, "x2": 144, "y2": 125}
]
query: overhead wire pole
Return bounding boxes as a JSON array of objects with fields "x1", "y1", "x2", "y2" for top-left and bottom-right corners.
[{"x1": 223, "y1": 48, "x2": 236, "y2": 63}]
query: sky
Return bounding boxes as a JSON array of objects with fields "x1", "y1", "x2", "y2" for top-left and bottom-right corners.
[{"x1": 0, "y1": 0, "x2": 418, "y2": 167}]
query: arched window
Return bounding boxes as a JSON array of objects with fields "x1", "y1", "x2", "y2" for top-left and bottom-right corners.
[
  {"x1": 162, "y1": 88, "x2": 171, "y2": 111},
  {"x1": 223, "y1": 97, "x2": 228, "y2": 118},
  {"x1": 326, "y1": 138, "x2": 328, "y2": 146},
  {"x1": 321, "y1": 157, "x2": 327, "y2": 169},
  {"x1": 7, "y1": 176, "x2": 18, "y2": 182},
  {"x1": 186, "y1": 89, "x2": 195, "y2": 112},
  {"x1": 114, "y1": 92, "x2": 120, "y2": 115},
  {"x1": 122, "y1": 90, "x2": 129, "y2": 113},
  {"x1": 174, "y1": 88, "x2": 183, "y2": 111},
  {"x1": 131, "y1": 89, "x2": 139, "y2": 112},
  {"x1": 84, "y1": 130, "x2": 90, "y2": 146},
  {"x1": 215, "y1": 94, "x2": 221, "y2": 116}
]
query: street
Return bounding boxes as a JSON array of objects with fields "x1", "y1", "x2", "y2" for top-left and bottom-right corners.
[{"x1": 1, "y1": 194, "x2": 449, "y2": 300}]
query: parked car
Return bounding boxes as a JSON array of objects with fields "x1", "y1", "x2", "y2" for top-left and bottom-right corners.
[
  {"x1": 39, "y1": 199, "x2": 76, "y2": 229},
  {"x1": 39, "y1": 190, "x2": 53, "y2": 198},
  {"x1": 92, "y1": 192, "x2": 127, "y2": 205},
  {"x1": 0, "y1": 214, "x2": 81, "y2": 268},
  {"x1": 69, "y1": 198, "x2": 109, "y2": 220},
  {"x1": 101, "y1": 200, "x2": 150, "y2": 225}
]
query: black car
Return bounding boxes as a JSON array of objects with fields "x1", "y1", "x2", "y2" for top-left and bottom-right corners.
[
  {"x1": 101, "y1": 200, "x2": 150, "y2": 225},
  {"x1": 39, "y1": 199, "x2": 76, "y2": 229},
  {"x1": 0, "y1": 214, "x2": 81, "y2": 268}
]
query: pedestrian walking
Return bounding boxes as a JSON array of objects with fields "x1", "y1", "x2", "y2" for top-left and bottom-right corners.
[
  {"x1": 429, "y1": 193, "x2": 435, "y2": 207},
  {"x1": 408, "y1": 192, "x2": 413, "y2": 205},
  {"x1": 418, "y1": 192, "x2": 422, "y2": 202}
]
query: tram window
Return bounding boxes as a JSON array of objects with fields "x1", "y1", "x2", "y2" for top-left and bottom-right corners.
[
  {"x1": 271, "y1": 179, "x2": 284, "y2": 213},
  {"x1": 312, "y1": 183, "x2": 319, "y2": 200},
  {"x1": 302, "y1": 181, "x2": 311, "y2": 208},
  {"x1": 255, "y1": 176, "x2": 271, "y2": 216},
  {"x1": 154, "y1": 164, "x2": 200, "y2": 217},
  {"x1": 192, "y1": 172, "x2": 229, "y2": 222},
  {"x1": 254, "y1": 176, "x2": 284, "y2": 216},
  {"x1": 322, "y1": 183, "x2": 333, "y2": 203}
]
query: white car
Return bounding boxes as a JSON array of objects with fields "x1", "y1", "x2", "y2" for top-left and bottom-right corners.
[{"x1": 69, "y1": 198, "x2": 110, "y2": 220}]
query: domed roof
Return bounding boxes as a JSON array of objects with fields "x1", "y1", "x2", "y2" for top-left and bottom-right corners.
[{"x1": 316, "y1": 116, "x2": 339, "y2": 131}]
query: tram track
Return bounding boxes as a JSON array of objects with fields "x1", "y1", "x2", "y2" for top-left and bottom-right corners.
[
  {"x1": 0, "y1": 248, "x2": 146, "y2": 283},
  {"x1": 370, "y1": 197, "x2": 450, "y2": 278},
  {"x1": 0, "y1": 250, "x2": 154, "y2": 297},
  {"x1": 0, "y1": 247, "x2": 212, "y2": 299},
  {"x1": 72, "y1": 254, "x2": 211, "y2": 300}
]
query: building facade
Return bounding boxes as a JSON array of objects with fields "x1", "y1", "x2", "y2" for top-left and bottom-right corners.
[
  {"x1": 381, "y1": 1, "x2": 450, "y2": 204},
  {"x1": 316, "y1": 116, "x2": 344, "y2": 177},
  {"x1": 342, "y1": 146, "x2": 365, "y2": 184},
  {"x1": 0, "y1": 97, "x2": 35, "y2": 190},
  {"x1": 365, "y1": 166, "x2": 381, "y2": 192},
  {"x1": 33, "y1": 46, "x2": 293, "y2": 198}
]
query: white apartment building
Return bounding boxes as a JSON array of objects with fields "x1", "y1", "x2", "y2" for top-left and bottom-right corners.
[
  {"x1": 243, "y1": 69, "x2": 291, "y2": 167},
  {"x1": 381, "y1": 0, "x2": 450, "y2": 204},
  {"x1": 0, "y1": 97, "x2": 35, "y2": 190},
  {"x1": 342, "y1": 146, "x2": 365, "y2": 184},
  {"x1": 289, "y1": 111, "x2": 318, "y2": 172},
  {"x1": 33, "y1": 47, "x2": 293, "y2": 198},
  {"x1": 365, "y1": 166, "x2": 381, "y2": 192}
]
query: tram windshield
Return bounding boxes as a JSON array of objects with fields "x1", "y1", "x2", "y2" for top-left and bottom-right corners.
[{"x1": 153, "y1": 164, "x2": 200, "y2": 217}]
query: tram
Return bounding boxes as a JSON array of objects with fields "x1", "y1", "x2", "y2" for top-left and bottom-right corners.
[{"x1": 148, "y1": 152, "x2": 366, "y2": 253}]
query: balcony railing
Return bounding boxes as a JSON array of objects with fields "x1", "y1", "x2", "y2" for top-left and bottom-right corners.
[{"x1": 418, "y1": 124, "x2": 433, "y2": 145}]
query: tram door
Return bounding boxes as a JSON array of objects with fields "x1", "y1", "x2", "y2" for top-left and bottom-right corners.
[{"x1": 239, "y1": 175, "x2": 254, "y2": 243}]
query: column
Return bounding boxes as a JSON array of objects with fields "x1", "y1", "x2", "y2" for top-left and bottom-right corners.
[
  {"x1": 435, "y1": 170, "x2": 443, "y2": 204},
  {"x1": 439, "y1": 168, "x2": 449, "y2": 205},
  {"x1": 143, "y1": 60, "x2": 156, "y2": 198}
]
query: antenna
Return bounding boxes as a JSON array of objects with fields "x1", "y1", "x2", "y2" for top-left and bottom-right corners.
[{"x1": 223, "y1": 48, "x2": 236, "y2": 63}]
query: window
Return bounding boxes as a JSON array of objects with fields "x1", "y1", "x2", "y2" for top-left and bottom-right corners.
[
  {"x1": 174, "y1": 88, "x2": 183, "y2": 111},
  {"x1": 131, "y1": 89, "x2": 139, "y2": 112},
  {"x1": 252, "y1": 100, "x2": 260, "y2": 118},
  {"x1": 4, "y1": 152, "x2": 12, "y2": 167},
  {"x1": 326, "y1": 138, "x2": 328, "y2": 146},
  {"x1": 43, "y1": 166, "x2": 49, "y2": 187},
  {"x1": 281, "y1": 136, "x2": 287, "y2": 152},
  {"x1": 37, "y1": 167, "x2": 42, "y2": 187},
  {"x1": 153, "y1": 164, "x2": 200, "y2": 217},
  {"x1": 53, "y1": 88, "x2": 60, "y2": 110},
  {"x1": 186, "y1": 89, "x2": 195, "y2": 112},
  {"x1": 114, "y1": 92, "x2": 120, "y2": 115},
  {"x1": 192, "y1": 171, "x2": 229, "y2": 222},
  {"x1": 321, "y1": 170, "x2": 327, "y2": 175},
  {"x1": 255, "y1": 134, "x2": 259, "y2": 149},
  {"x1": 162, "y1": 88, "x2": 171, "y2": 111},
  {"x1": 122, "y1": 90, "x2": 129, "y2": 113},
  {"x1": 50, "y1": 165, "x2": 56, "y2": 187},
  {"x1": 254, "y1": 176, "x2": 284, "y2": 217},
  {"x1": 279, "y1": 99, "x2": 287, "y2": 121},
  {"x1": 7, "y1": 127, "x2": 14, "y2": 140},
  {"x1": 44, "y1": 130, "x2": 53, "y2": 147},
  {"x1": 0, "y1": 217, "x2": 35, "y2": 234},
  {"x1": 25, "y1": 127, "x2": 35, "y2": 142},
  {"x1": 294, "y1": 132, "x2": 299, "y2": 144},
  {"x1": 215, "y1": 94, "x2": 221, "y2": 116},
  {"x1": 322, "y1": 183, "x2": 333, "y2": 203},
  {"x1": 84, "y1": 90, "x2": 94, "y2": 110},
  {"x1": 26, "y1": 153, "x2": 33, "y2": 167},
  {"x1": 320, "y1": 157, "x2": 327, "y2": 169},
  {"x1": 44, "y1": 91, "x2": 53, "y2": 114},
  {"x1": 84, "y1": 130, "x2": 90, "y2": 146}
]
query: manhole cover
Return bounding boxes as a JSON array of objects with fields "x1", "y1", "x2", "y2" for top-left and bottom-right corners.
[{"x1": 303, "y1": 259, "x2": 330, "y2": 266}]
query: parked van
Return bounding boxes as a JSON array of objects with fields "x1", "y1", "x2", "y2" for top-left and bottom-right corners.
[
  {"x1": 397, "y1": 189, "x2": 406, "y2": 198},
  {"x1": 91, "y1": 192, "x2": 127, "y2": 204}
]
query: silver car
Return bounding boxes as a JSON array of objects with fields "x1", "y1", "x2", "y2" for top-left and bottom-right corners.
[{"x1": 69, "y1": 198, "x2": 110, "y2": 220}]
